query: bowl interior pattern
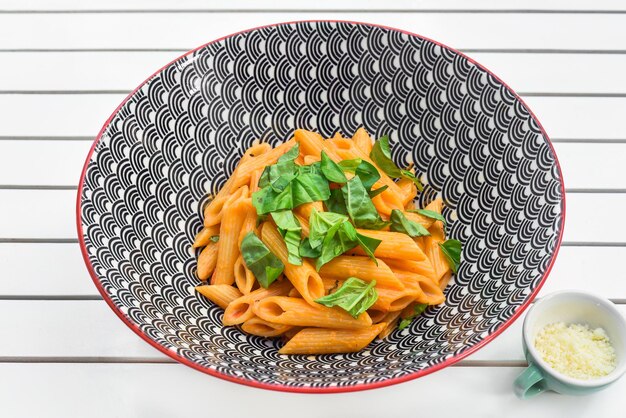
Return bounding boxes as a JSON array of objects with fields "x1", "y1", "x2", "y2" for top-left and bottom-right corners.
[{"x1": 79, "y1": 21, "x2": 564, "y2": 391}]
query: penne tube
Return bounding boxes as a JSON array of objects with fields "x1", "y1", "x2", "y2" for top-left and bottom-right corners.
[
  {"x1": 282, "y1": 326, "x2": 304, "y2": 342},
  {"x1": 294, "y1": 213, "x2": 310, "y2": 237},
  {"x1": 197, "y1": 241, "x2": 219, "y2": 280},
  {"x1": 278, "y1": 323, "x2": 386, "y2": 355},
  {"x1": 204, "y1": 184, "x2": 248, "y2": 227},
  {"x1": 254, "y1": 296, "x2": 372, "y2": 329},
  {"x1": 303, "y1": 155, "x2": 320, "y2": 165},
  {"x1": 212, "y1": 197, "x2": 249, "y2": 285},
  {"x1": 352, "y1": 127, "x2": 373, "y2": 155},
  {"x1": 294, "y1": 201, "x2": 323, "y2": 220},
  {"x1": 396, "y1": 178, "x2": 417, "y2": 206},
  {"x1": 352, "y1": 230, "x2": 427, "y2": 261},
  {"x1": 195, "y1": 284, "x2": 242, "y2": 310},
  {"x1": 319, "y1": 256, "x2": 404, "y2": 290},
  {"x1": 391, "y1": 270, "x2": 446, "y2": 305},
  {"x1": 241, "y1": 317, "x2": 292, "y2": 337},
  {"x1": 288, "y1": 287, "x2": 302, "y2": 298},
  {"x1": 423, "y1": 220, "x2": 451, "y2": 285},
  {"x1": 222, "y1": 280, "x2": 292, "y2": 326},
  {"x1": 260, "y1": 222, "x2": 325, "y2": 305},
  {"x1": 371, "y1": 287, "x2": 421, "y2": 312},
  {"x1": 249, "y1": 168, "x2": 264, "y2": 194},
  {"x1": 234, "y1": 254, "x2": 256, "y2": 295},
  {"x1": 367, "y1": 309, "x2": 388, "y2": 324},
  {"x1": 192, "y1": 224, "x2": 220, "y2": 248},
  {"x1": 237, "y1": 198, "x2": 257, "y2": 246},
  {"x1": 378, "y1": 311, "x2": 402, "y2": 339},
  {"x1": 439, "y1": 271, "x2": 453, "y2": 291},
  {"x1": 382, "y1": 258, "x2": 436, "y2": 281},
  {"x1": 294, "y1": 129, "x2": 342, "y2": 161}
]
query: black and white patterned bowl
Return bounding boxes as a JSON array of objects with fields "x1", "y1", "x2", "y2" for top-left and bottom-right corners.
[{"x1": 77, "y1": 21, "x2": 565, "y2": 393}]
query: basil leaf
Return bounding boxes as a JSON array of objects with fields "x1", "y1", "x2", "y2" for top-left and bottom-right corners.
[
  {"x1": 355, "y1": 232, "x2": 381, "y2": 264},
  {"x1": 397, "y1": 303, "x2": 428, "y2": 330},
  {"x1": 324, "y1": 188, "x2": 348, "y2": 215},
  {"x1": 209, "y1": 235, "x2": 219, "y2": 243},
  {"x1": 271, "y1": 211, "x2": 302, "y2": 265},
  {"x1": 315, "y1": 222, "x2": 359, "y2": 270},
  {"x1": 291, "y1": 172, "x2": 331, "y2": 207},
  {"x1": 278, "y1": 143, "x2": 300, "y2": 163},
  {"x1": 439, "y1": 239, "x2": 462, "y2": 274},
  {"x1": 400, "y1": 169, "x2": 424, "y2": 192},
  {"x1": 370, "y1": 135, "x2": 402, "y2": 177},
  {"x1": 299, "y1": 237, "x2": 322, "y2": 258},
  {"x1": 368, "y1": 185, "x2": 388, "y2": 199},
  {"x1": 370, "y1": 135, "x2": 424, "y2": 191},
  {"x1": 320, "y1": 151, "x2": 347, "y2": 183},
  {"x1": 258, "y1": 166, "x2": 271, "y2": 188},
  {"x1": 338, "y1": 159, "x2": 361, "y2": 173},
  {"x1": 408, "y1": 208, "x2": 446, "y2": 225},
  {"x1": 338, "y1": 158, "x2": 380, "y2": 190},
  {"x1": 315, "y1": 277, "x2": 378, "y2": 318},
  {"x1": 341, "y1": 176, "x2": 389, "y2": 230},
  {"x1": 390, "y1": 209, "x2": 430, "y2": 237},
  {"x1": 240, "y1": 232, "x2": 284, "y2": 288},
  {"x1": 252, "y1": 183, "x2": 294, "y2": 215},
  {"x1": 308, "y1": 208, "x2": 349, "y2": 249},
  {"x1": 298, "y1": 161, "x2": 321, "y2": 175}
]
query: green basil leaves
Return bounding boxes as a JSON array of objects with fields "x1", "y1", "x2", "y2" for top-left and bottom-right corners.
[
  {"x1": 315, "y1": 277, "x2": 378, "y2": 318},
  {"x1": 342, "y1": 177, "x2": 389, "y2": 230},
  {"x1": 370, "y1": 135, "x2": 424, "y2": 191},
  {"x1": 240, "y1": 232, "x2": 284, "y2": 288},
  {"x1": 271, "y1": 210, "x2": 302, "y2": 266},
  {"x1": 390, "y1": 209, "x2": 430, "y2": 237},
  {"x1": 439, "y1": 239, "x2": 462, "y2": 273},
  {"x1": 320, "y1": 151, "x2": 348, "y2": 183},
  {"x1": 408, "y1": 208, "x2": 446, "y2": 225}
]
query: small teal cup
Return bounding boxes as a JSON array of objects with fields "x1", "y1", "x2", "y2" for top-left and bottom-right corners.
[{"x1": 514, "y1": 291, "x2": 626, "y2": 398}]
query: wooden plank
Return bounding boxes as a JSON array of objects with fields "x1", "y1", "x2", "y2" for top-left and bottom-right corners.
[
  {"x1": 1, "y1": 94, "x2": 625, "y2": 139},
  {"x1": 0, "y1": 190, "x2": 619, "y2": 242},
  {"x1": 0, "y1": 141, "x2": 622, "y2": 189},
  {"x1": 1, "y1": 13, "x2": 626, "y2": 50},
  {"x1": 0, "y1": 363, "x2": 623, "y2": 418},
  {"x1": 5, "y1": 0, "x2": 626, "y2": 12},
  {"x1": 0, "y1": 299, "x2": 622, "y2": 361},
  {"x1": 3, "y1": 52, "x2": 626, "y2": 95},
  {"x1": 0, "y1": 141, "x2": 91, "y2": 186}
]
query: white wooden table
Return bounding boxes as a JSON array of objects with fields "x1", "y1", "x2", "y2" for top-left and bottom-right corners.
[{"x1": 1, "y1": 1, "x2": 625, "y2": 416}]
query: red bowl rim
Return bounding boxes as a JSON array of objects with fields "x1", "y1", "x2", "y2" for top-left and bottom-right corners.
[{"x1": 76, "y1": 20, "x2": 566, "y2": 394}]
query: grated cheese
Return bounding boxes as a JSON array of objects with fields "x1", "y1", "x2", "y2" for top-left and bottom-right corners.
[{"x1": 534, "y1": 322, "x2": 617, "y2": 380}]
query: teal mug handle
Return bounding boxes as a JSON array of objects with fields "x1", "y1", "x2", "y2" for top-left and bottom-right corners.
[{"x1": 514, "y1": 363, "x2": 547, "y2": 399}]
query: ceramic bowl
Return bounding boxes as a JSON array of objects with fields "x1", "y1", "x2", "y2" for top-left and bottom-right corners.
[{"x1": 77, "y1": 20, "x2": 565, "y2": 392}]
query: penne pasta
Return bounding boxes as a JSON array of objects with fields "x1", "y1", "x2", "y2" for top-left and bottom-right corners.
[
  {"x1": 192, "y1": 224, "x2": 220, "y2": 248},
  {"x1": 212, "y1": 195, "x2": 250, "y2": 285},
  {"x1": 279, "y1": 323, "x2": 386, "y2": 354},
  {"x1": 234, "y1": 254, "x2": 256, "y2": 295},
  {"x1": 260, "y1": 222, "x2": 325, "y2": 305},
  {"x1": 195, "y1": 284, "x2": 242, "y2": 310},
  {"x1": 382, "y1": 258, "x2": 437, "y2": 282},
  {"x1": 193, "y1": 129, "x2": 459, "y2": 354},
  {"x1": 222, "y1": 280, "x2": 292, "y2": 326},
  {"x1": 352, "y1": 230, "x2": 427, "y2": 261},
  {"x1": 391, "y1": 269, "x2": 446, "y2": 305},
  {"x1": 378, "y1": 311, "x2": 403, "y2": 339},
  {"x1": 352, "y1": 127, "x2": 373, "y2": 155},
  {"x1": 371, "y1": 287, "x2": 421, "y2": 312},
  {"x1": 254, "y1": 296, "x2": 372, "y2": 329},
  {"x1": 241, "y1": 317, "x2": 292, "y2": 337},
  {"x1": 238, "y1": 198, "x2": 257, "y2": 246},
  {"x1": 319, "y1": 256, "x2": 404, "y2": 290},
  {"x1": 197, "y1": 241, "x2": 219, "y2": 280}
]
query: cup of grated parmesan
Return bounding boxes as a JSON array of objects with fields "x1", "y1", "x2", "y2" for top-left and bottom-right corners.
[{"x1": 514, "y1": 291, "x2": 626, "y2": 398}]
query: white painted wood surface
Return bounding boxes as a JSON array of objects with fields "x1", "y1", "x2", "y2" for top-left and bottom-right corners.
[{"x1": 0, "y1": 2, "x2": 624, "y2": 417}]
